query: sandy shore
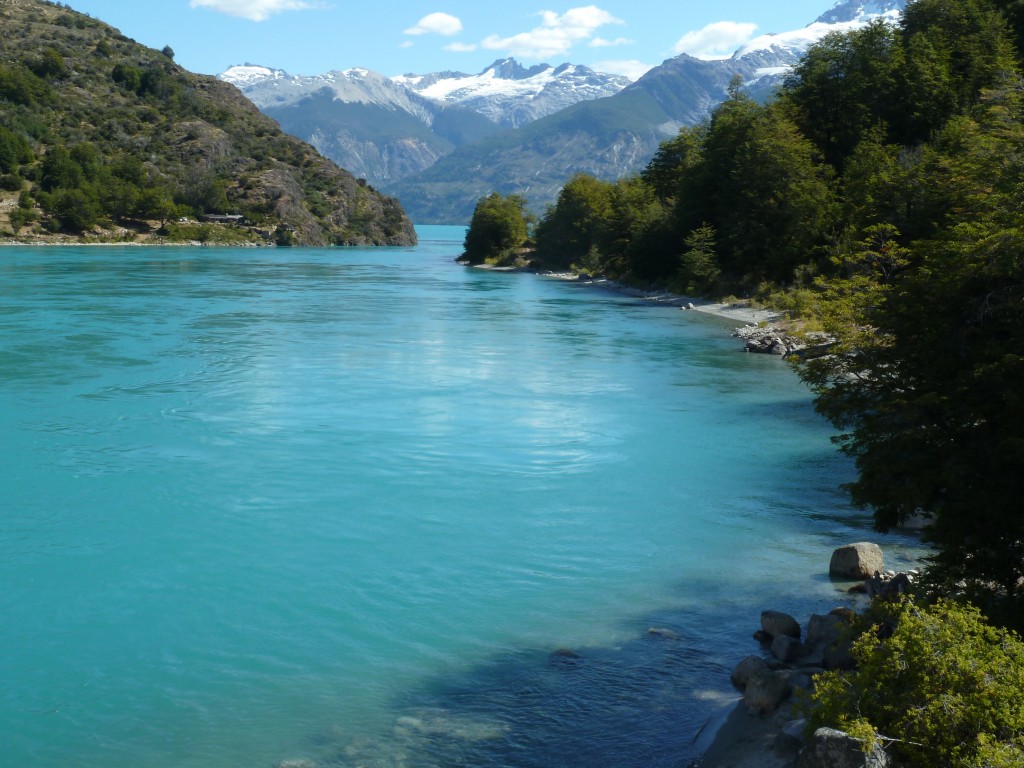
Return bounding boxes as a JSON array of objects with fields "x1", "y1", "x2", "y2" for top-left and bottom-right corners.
[{"x1": 537, "y1": 273, "x2": 784, "y2": 326}]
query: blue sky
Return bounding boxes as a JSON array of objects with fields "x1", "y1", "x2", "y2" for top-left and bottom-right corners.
[{"x1": 64, "y1": 1, "x2": 839, "y2": 80}]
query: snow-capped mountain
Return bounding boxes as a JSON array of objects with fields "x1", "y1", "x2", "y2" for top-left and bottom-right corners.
[
  {"x1": 221, "y1": 64, "x2": 435, "y2": 121},
  {"x1": 219, "y1": 63, "x2": 499, "y2": 186},
  {"x1": 735, "y1": 0, "x2": 905, "y2": 93},
  {"x1": 394, "y1": 59, "x2": 631, "y2": 128},
  {"x1": 219, "y1": 58, "x2": 631, "y2": 187}
]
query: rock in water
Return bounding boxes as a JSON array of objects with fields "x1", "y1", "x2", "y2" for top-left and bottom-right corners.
[
  {"x1": 761, "y1": 610, "x2": 801, "y2": 640},
  {"x1": 829, "y1": 543, "x2": 885, "y2": 579}
]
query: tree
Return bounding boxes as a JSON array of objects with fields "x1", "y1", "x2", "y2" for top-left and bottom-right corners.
[
  {"x1": 686, "y1": 90, "x2": 836, "y2": 284},
  {"x1": 640, "y1": 125, "x2": 705, "y2": 201},
  {"x1": 39, "y1": 146, "x2": 83, "y2": 191},
  {"x1": 533, "y1": 174, "x2": 613, "y2": 270},
  {"x1": 48, "y1": 187, "x2": 102, "y2": 232},
  {"x1": 29, "y1": 47, "x2": 69, "y2": 82},
  {"x1": 676, "y1": 224, "x2": 720, "y2": 293},
  {"x1": 799, "y1": 89, "x2": 1024, "y2": 626},
  {"x1": 462, "y1": 192, "x2": 529, "y2": 265},
  {"x1": 0, "y1": 126, "x2": 33, "y2": 173},
  {"x1": 783, "y1": 21, "x2": 903, "y2": 169}
]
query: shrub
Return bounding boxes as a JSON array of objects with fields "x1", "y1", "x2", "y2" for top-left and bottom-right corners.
[{"x1": 806, "y1": 598, "x2": 1024, "y2": 767}]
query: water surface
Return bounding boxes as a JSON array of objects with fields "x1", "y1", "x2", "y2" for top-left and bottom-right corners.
[{"x1": 0, "y1": 227, "x2": 919, "y2": 768}]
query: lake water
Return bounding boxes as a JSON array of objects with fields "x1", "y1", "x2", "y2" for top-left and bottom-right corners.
[{"x1": 0, "y1": 226, "x2": 921, "y2": 768}]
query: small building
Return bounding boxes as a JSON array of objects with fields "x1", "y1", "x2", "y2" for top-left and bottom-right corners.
[{"x1": 201, "y1": 214, "x2": 246, "y2": 225}]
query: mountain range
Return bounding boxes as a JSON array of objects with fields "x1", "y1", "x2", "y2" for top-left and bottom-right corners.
[
  {"x1": 221, "y1": 0, "x2": 907, "y2": 224},
  {"x1": 220, "y1": 59, "x2": 630, "y2": 191}
]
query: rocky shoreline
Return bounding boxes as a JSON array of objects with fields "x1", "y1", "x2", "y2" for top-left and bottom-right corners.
[
  {"x1": 695, "y1": 542, "x2": 920, "y2": 768},
  {"x1": 533, "y1": 272, "x2": 827, "y2": 354}
]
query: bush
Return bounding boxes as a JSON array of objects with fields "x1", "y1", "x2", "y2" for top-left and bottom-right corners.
[{"x1": 806, "y1": 598, "x2": 1024, "y2": 767}]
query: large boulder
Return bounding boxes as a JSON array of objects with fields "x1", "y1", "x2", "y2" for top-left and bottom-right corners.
[
  {"x1": 829, "y1": 543, "x2": 885, "y2": 579},
  {"x1": 771, "y1": 633, "x2": 803, "y2": 664},
  {"x1": 796, "y1": 727, "x2": 890, "y2": 768},
  {"x1": 761, "y1": 610, "x2": 801, "y2": 640},
  {"x1": 744, "y1": 668, "x2": 792, "y2": 714},
  {"x1": 731, "y1": 655, "x2": 770, "y2": 691}
]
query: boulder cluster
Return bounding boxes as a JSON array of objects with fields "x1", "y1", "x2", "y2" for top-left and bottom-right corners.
[
  {"x1": 731, "y1": 325, "x2": 833, "y2": 357},
  {"x1": 725, "y1": 542, "x2": 918, "y2": 767}
]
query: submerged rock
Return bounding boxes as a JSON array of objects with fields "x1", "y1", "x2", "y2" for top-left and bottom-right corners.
[{"x1": 647, "y1": 626, "x2": 682, "y2": 640}]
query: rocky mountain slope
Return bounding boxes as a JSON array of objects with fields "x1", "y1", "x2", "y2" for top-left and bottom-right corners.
[
  {"x1": 391, "y1": 0, "x2": 908, "y2": 223},
  {"x1": 220, "y1": 64, "x2": 499, "y2": 189},
  {"x1": 0, "y1": 0, "x2": 415, "y2": 245}
]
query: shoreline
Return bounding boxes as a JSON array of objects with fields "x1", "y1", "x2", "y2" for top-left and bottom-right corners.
[{"x1": 534, "y1": 272, "x2": 785, "y2": 326}]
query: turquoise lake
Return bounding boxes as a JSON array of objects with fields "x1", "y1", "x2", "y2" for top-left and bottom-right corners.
[{"x1": 0, "y1": 226, "x2": 921, "y2": 768}]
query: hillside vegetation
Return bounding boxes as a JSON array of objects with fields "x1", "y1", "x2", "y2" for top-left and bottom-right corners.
[
  {"x1": 466, "y1": 0, "x2": 1024, "y2": 630},
  {"x1": 0, "y1": 0, "x2": 416, "y2": 245}
]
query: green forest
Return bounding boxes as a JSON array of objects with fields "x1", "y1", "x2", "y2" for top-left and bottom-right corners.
[{"x1": 465, "y1": 2, "x2": 1024, "y2": 758}]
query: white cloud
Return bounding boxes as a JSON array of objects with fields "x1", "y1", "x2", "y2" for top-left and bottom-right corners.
[
  {"x1": 399, "y1": 41, "x2": 415, "y2": 49},
  {"x1": 673, "y1": 21, "x2": 758, "y2": 60},
  {"x1": 593, "y1": 59, "x2": 654, "y2": 81},
  {"x1": 188, "y1": 0, "x2": 320, "y2": 22},
  {"x1": 481, "y1": 5, "x2": 623, "y2": 59},
  {"x1": 589, "y1": 36, "x2": 633, "y2": 48},
  {"x1": 404, "y1": 12, "x2": 463, "y2": 37},
  {"x1": 444, "y1": 42, "x2": 479, "y2": 53}
]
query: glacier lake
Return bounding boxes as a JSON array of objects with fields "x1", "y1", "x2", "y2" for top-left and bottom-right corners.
[{"x1": 0, "y1": 226, "x2": 921, "y2": 768}]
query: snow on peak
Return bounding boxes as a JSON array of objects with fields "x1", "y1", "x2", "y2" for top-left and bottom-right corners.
[
  {"x1": 734, "y1": 0, "x2": 905, "y2": 60},
  {"x1": 816, "y1": 0, "x2": 906, "y2": 25},
  {"x1": 219, "y1": 64, "x2": 288, "y2": 87},
  {"x1": 392, "y1": 57, "x2": 629, "y2": 127}
]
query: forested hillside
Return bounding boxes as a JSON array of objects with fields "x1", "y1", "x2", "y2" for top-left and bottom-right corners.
[
  {"x1": 466, "y1": 0, "x2": 1024, "y2": 630},
  {"x1": 0, "y1": 0, "x2": 415, "y2": 245}
]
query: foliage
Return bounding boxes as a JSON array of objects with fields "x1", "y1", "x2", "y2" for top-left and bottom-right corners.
[
  {"x1": 807, "y1": 599, "x2": 1024, "y2": 768},
  {"x1": 462, "y1": 192, "x2": 530, "y2": 265},
  {"x1": 534, "y1": 174, "x2": 613, "y2": 270},
  {"x1": 676, "y1": 224, "x2": 720, "y2": 293},
  {"x1": 799, "y1": 86, "x2": 1024, "y2": 626}
]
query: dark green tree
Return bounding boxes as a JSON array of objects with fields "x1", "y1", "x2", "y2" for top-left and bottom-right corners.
[
  {"x1": 783, "y1": 21, "x2": 903, "y2": 169},
  {"x1": 800, "y1": 88, "x2": 1024, "y2": 626},
  {"x1": 685, "y1": 87, "x2": 836, "y2": 283},
  {"x1": 462, "y1": 192, "x2": 529, "y2": 265},
  {"x1": 0, "y1": 126, "x2": 33, "y2": 173},
  {"x1": 533, "y1": 174, "x2": 613, "y2": 270}
]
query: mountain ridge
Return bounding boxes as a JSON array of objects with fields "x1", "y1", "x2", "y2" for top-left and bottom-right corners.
[
  {"x1": 389, "y1": 0, "x2": 909, "y2": 223},
  {"x1": 0, "y1": 0, "x2": 415, "y2": 245}
]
